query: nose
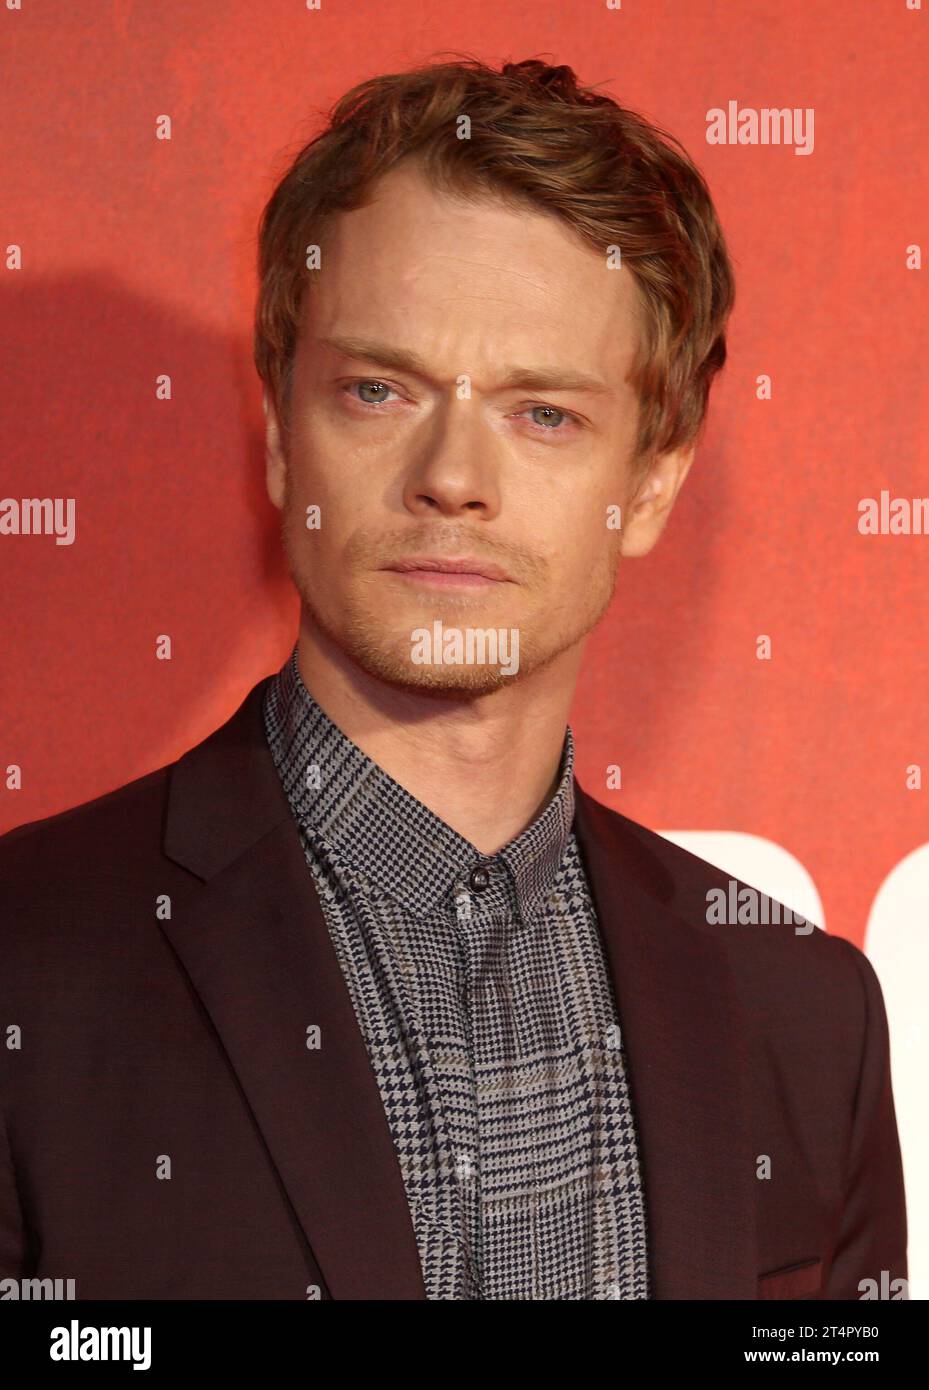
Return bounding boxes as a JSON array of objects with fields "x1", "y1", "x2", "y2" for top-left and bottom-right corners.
[{"x1": 401, "y1": 396, "x2": 502, "y2": 521}]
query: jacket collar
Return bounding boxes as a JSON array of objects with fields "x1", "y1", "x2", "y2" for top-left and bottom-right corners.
[{"x1": 161, "y1": 674, "x2": 756, "y2": 1299}]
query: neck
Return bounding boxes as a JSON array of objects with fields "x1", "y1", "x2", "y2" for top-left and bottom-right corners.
[{"x1": 292, "y1": 611, "x2": 584, "y2": 855}]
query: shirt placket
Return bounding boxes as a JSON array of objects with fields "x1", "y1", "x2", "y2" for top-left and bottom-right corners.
[{"x1": 453, "y1": 856, "x2": 528, "y2": 1297}]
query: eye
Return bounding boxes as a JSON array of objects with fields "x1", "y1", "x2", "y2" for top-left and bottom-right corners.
[
  {"x1": 517, "y1": 403, "x2": 579, "y2": 434},
  {"x1": 343, "y1": 379, "x2": 400, "y2": 406}
]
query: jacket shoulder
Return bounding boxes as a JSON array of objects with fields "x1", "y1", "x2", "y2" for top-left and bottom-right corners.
[
  {"x1": 575, "y1": 789, "x2": 865, "y2": 995},
  {"x1": 0, "y1": 763, "x2": 171, "y2": 887},
  {"x1": 0, "y1": 676, "x2": 272, "y2": 889}
]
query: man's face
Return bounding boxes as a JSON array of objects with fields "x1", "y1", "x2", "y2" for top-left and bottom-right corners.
[{"x1": 265, "y1": 160, "x2": 690, "y2": 697}]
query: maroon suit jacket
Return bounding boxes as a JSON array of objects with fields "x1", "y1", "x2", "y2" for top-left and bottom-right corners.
[{"x1": 0, "y1": 675, "x2": 908, "y2": 1300}]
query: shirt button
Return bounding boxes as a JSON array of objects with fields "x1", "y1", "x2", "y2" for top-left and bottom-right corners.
[{"x1": 468, "y1": 863, "x2": 491, "y2": 892}]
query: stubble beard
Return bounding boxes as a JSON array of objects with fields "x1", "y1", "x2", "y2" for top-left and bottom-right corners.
[{"x1": 279, "y1": 487, "x2": 622, "y2": 700}]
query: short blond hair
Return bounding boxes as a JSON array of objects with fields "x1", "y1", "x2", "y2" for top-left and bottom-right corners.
[{"x1": 254, "y1": 55, "x2": 735, "y2": 465}]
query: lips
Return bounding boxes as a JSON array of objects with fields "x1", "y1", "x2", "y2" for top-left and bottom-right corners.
[{"x1": 385, "y1": 556, "x2": 514, "y2": 583}]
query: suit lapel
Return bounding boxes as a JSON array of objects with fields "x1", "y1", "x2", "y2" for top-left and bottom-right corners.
[
  {"x1": 573, "y1": 782, "x2": 757, "y2": 1299},
  {"x1": 160, "y1": 676, "x2": 426, "y2": 1299},
  {"x1": 158, "y1": 673, "x2": 756, "y2": 1299}
]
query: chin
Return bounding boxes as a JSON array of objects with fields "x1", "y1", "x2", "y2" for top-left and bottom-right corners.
[
  {"x1": 347, "y1": 634, "x2": 525, "y2": 696},
  {"x1": 371, "y1": 664, "x2": 523, "y2": 698}
]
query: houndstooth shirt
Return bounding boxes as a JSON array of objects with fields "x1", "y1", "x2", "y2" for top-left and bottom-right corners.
[{"x1": 263, "y1": 646, "x2": 650, "y2": 1300}]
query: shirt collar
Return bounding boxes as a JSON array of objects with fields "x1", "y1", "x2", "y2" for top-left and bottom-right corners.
[{"x1": 262, "y1": 645, "x2": 576, "y2": 919}]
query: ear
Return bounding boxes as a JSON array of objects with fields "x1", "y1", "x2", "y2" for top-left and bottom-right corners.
[
  {"x1": 619, "y1": 443, "x2": 696, "y2": 558},
  {"x1": 264, "y1": 388, "x2": 288, "y2": 511}
]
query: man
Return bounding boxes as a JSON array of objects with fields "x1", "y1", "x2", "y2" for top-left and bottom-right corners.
[{"x1": 0, "y1": 57, "x2": 907, "y2": 1300}]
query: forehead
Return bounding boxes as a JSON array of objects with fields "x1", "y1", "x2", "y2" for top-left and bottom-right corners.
[{"x1": 298, "y1": 161, "x2": 642, "y2": 384}]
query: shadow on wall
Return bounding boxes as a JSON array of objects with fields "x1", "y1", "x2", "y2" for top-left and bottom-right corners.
[{"x1": 0, "y1": 270, "x2": 293, "y2": 831}]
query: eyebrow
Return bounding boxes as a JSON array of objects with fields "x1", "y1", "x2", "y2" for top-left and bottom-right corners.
[{"x1": 316, "y1": 334, "x2": 613, "y2": 395}]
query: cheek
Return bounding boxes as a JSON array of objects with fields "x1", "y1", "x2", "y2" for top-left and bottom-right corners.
[
  {"x1": 283, "y1": 439, "x2": 343, "y2": 526},
  {"x1": 291, "y1": 418, "x2": 377, "y2": 512},
  {"x1": 555, "y1": 503, "x2": 615, "y2": 563},
  {"x1": 281, "y1": 457, "x2": 370, "y2": 580}
]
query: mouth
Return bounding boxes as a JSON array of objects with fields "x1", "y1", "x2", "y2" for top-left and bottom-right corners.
[{"x1": 382, "y1": 556, "x2": 514, "y2": 588}]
